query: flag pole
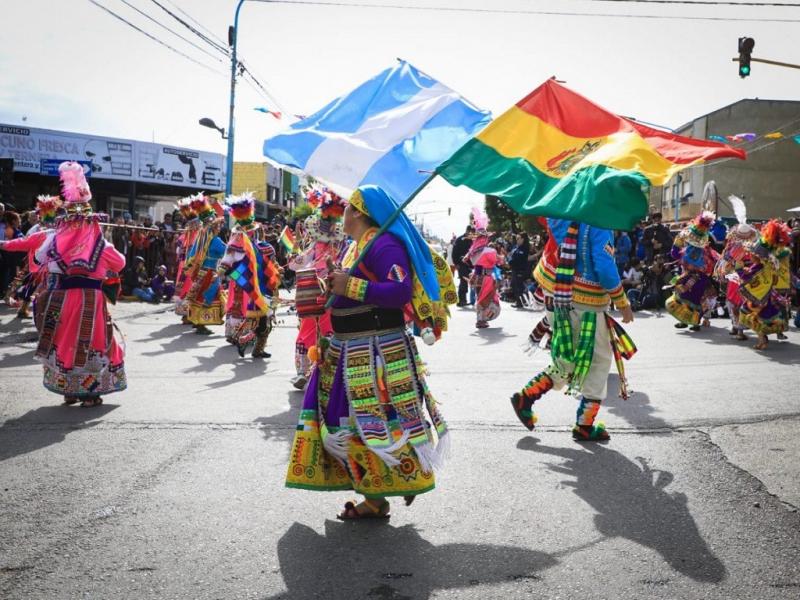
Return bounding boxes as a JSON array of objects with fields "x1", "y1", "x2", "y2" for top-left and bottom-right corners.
[{"x1": 324, "y1": 171, "x2": 438, "y2": 308}]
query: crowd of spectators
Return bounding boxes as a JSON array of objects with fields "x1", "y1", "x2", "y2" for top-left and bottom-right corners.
[{"x1": 446, "y1": 212, "x2": 800, "y2": 315}]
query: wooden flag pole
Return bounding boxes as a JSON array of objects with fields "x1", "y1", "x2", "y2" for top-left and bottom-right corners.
[{"x1": 324, "y1": 172, "x2": 438, "y2": 308}]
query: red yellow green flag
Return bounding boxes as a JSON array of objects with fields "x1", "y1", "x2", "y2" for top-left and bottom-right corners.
[{"x1": 437, "y1": 79, "x2": 746, "y2": 230}]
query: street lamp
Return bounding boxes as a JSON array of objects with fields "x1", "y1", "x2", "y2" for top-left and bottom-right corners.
[{"x1": 198, "y1": 117, "x2": 228, "y2": 139}]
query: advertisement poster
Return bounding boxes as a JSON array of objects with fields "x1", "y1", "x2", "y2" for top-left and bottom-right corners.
[{"x1": 0, "y1": 124, "x2": 224, "y2": 191}]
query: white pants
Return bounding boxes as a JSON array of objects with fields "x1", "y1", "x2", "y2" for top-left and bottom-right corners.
[{"x1": 546, "y1": 303, "x2": 612, "y2": 401}]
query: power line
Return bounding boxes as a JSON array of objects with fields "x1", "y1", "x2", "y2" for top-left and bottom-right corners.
[
  {"x1": 86, "y1": 0, "x2": 226, "y2": 75},
  {"x1": 164, "y1": 0, "x2": 230, "y2": 48},
  {"x1": 252, "y1": 0, "x2": 800, "y2": 22},
  {"x1": 571, "y1": 0, "x2": 800, "y2": 6},
  {"x1": 151, "y1": 1, "x2": 293, "y2": 114},
  {"x1": 115, "y1": 0, "x2": 224, "y2": 63},
  {"x1": 148, "y1": 0, "x2": 230, "y2": 56}
]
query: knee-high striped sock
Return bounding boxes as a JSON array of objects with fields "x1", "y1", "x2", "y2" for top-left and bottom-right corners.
[
  {"x1": 575, "y1": 396, "x2": 601, "y2": 426},
  {"x1": 573, "y1": 396, "x2": 609, "y2": 441},
  {"x1": 511, "y1": 371, "x2": 554, "y2": 431},
  {"x1": 529, "y1": 315, "x2": 552, "y2": 345}
]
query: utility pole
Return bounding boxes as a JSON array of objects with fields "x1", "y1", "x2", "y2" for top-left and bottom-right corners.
[{"x1": 225, "y1": 0, "x2": 247, "y2": 196}]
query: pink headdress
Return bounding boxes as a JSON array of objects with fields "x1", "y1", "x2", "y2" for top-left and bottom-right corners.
[
  {"x1": 471, "y1": 207, "x2": 489, "y2": 234},
  {"x1": 59, "y1": 161, "x2": 92, "y2": 204}
]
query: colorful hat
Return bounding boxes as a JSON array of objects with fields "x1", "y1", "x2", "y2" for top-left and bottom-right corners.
[
  {"x1": 36, "y1": 194, "x2": 62, "y2": 225},
  {"x1": 305, "y1": 187, "x2": 346, "y2": 220},
  {"x1": 748, "y1": 219, "x2": 792, "y2": 260},
  {"x1": 225, "y1": 192, "x2": 256, "y2": 227},
  {"x1": 471, "y1": 207, "x2": 489, "y2": 236},
  {"x1": 177, "y1": 196, "x2": 198, "y2": 220},
  {"x1": 683, "y1": 211, "x2": 716, "y2": 248},
  {"x1": 189, "y1": 193, "x2": 218, "y2": 223},
  {"x1": 58, "y1": 161, "x2": 93, "y2": 217}
]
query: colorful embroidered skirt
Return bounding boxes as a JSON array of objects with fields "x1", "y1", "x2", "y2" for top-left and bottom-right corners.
[
  {"x1": 740, "y1": 296, "x2": 787, "y2": 335},
  {"x1": 187, "y1": 269, "x2": 226, "y2": 325},
  {"x1": 286, "y1": 327, "x2": 447, "y2": 498},
  {"x1": 666, "y1": 271, "x2": 711, "y2": 326},
  {"x1": 35, "y1": 285, "x2": 127, "y2": 397}
]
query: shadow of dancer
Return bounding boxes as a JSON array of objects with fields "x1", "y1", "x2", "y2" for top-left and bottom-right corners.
[
  {"x1": 603, "y1": 374, "x2": 671, "y2": 432},
  {"x1": 0, "y1": 404, "x2": 117, "y2": 462},
  {"x1": 516, "y1": 437, "x2": 725, "y2": 583},
  {"x1": 268, "y1": 520, "x2": 558, "y2": 599},
  {"x1": 253, "y1": 390, "x2": 305, "y2": 446}
]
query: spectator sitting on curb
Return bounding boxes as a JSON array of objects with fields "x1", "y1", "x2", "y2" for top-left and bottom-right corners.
[{"x1": 150, "y1": 264, "x2": 175, "y2": 303}]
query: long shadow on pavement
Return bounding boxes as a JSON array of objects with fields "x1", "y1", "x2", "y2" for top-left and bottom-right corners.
[
  {"x1": 268, "y1": 520, "x2": 558, "y2": 599},
  {"x1": 603, "y1": 374, "x2": 671, "y2": 431},
  {"x1": 253, "y1": 389, "x2": 305, "y2": 446},
  {"x1": 517, "y1": 436, "x2": 725, "y2": 583},
  {"x1": 0, "y1": 404, "x2": 117, "y2": 462},
  {"x1": 202, "y1": 357, "x2": 271, "y2": 390},
  {"x1": 0, "y1": 348, "x2": 38, "y2": 369},
  {"x1": 132, "y1": 322, "x2": 189, "y2": 343},
  {"x1": 140, "y1": 327, "x2": 211, "y2": 357}
]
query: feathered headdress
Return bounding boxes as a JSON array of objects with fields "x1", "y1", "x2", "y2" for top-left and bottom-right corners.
[
  {"x1": 748, "y1": 219, "x2": 791, "y2": 261},
  {"x1": 188, "y1": 192, "x2": 218, "y2": 223},
  {"x1": 305, "y1": 187, "x2": 345, "y2": 220},
  {"x1": 471, "y1": 207, "x2": 489, "y2": 234},
  {"x1": 59, "y1": 161, "x2": 91, "y2": 203},
  {"x1": 318, "y1": 189, "x2": 346, "y2": 220},
  {"x1": 225, "y1": 192, "x2": 256, "y2": 227},
  {"x1": 684, "y1": 210, "x2": 716, "y2": 247},
  {"x1": 177, "y1": 196, "x2": 198, "y2": 220},
  {"x1": 36, "y1": 194, "x2": 62, "y2": 225},
  {"x1": 727, "y1": 195, "x2": 757, "y2": 240}
]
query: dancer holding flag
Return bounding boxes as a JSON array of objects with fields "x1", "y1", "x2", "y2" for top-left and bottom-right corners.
[
  {"x1": 220, "y1": 193, "x2": 281, "y2": 358},
  {"x1": 0, "y1": 162, "x2": 127, "y2": 406},
  {"x1": 437, "y1": 78, "x2": 745, "y2": 440},
  {"x1": 285, "y1": 186, "x2": 450, "y2": 519}
]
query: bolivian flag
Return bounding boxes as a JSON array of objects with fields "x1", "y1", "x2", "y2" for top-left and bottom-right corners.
[{"x1": 438, "y1": 79, "x2": 746, "y2": 230}]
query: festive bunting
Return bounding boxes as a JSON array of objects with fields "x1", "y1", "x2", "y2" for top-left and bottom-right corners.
[{"x1": 254, "y1": 107, "x2": 283, "y2": 120}]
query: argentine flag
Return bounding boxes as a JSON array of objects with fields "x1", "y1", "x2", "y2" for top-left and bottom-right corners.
[{"x1": 263, "y1": 61, "x2": 491, "y2": 202}]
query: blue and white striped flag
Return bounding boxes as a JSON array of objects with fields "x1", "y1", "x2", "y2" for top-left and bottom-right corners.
[{"x1": 263, "y1": 61, "x2": 491, "y2": 202}]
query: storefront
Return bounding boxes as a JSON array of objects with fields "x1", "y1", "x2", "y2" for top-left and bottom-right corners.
[{"x1": 0, "y1": 124, "x2": 225, "y2": 217}]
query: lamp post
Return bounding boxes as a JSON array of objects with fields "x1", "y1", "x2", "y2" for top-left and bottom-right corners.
[
  {"x1": 198, "y1": 117, "x2": 227, "y2": 139},
  {"x1": 225, "y1": 0, "x2": 247, "y2": 196}
]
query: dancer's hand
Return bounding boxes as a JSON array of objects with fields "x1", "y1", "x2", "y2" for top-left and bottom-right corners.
[
  {"x1": 620, "y1": 304, "x2": 634, "y2": 323},
  {"x1": 326, "y1": 257, "x2": 348, "y2": 296}
]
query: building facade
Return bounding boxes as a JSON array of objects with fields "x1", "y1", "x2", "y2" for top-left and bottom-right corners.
[{"x1": 650, "y1": 99, "x2": 800, "y2": 223}]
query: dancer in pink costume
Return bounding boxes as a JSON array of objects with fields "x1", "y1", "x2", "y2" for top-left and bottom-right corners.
[
  {"x1": 18, "y1": 162, "x2": 125, "y2": 406},
  {"x1": 466, "y1": 209, "x2": 501, "y2": 329}
]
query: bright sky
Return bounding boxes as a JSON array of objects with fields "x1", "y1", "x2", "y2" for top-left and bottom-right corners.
[{"x1": 2, "y1": 0, "x2": 798, "y2": 238}]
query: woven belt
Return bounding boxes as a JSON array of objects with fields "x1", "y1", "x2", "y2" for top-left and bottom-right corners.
[
  {"x1": 331, "y1": 307, "x2": 404, "y2": 334},
  {"x1": 58, "y1": 276, "x2": 103, "y2": 290}
]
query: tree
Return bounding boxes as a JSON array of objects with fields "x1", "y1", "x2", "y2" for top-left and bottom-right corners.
[
  {"x1": 484, "y1": 195, "x2": 544, "y2": 235},
  {"x1": 291, "y1": 203, "x2": 314, "y2": 220}
]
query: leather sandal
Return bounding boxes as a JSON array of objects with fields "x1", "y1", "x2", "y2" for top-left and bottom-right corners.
[{"x1": 336, "y1": 499, "x2": 390, "y2": 520}]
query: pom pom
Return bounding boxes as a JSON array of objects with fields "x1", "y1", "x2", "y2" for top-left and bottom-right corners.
[
  {"x1": 420, "y1": 327, "x2": 436, "y2": 346},
  {"x1": 307, "y1": 345, "x2": 320, "y2": 363}
]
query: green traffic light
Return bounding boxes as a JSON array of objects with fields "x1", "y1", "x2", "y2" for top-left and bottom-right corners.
[{"x1": 741, "y1": 66, "x2": 750, "y2": 74}]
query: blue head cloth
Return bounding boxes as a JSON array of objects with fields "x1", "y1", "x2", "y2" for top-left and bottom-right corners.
[{"x1": 357, "y1": 185, "x2": 440, "y2": 302}]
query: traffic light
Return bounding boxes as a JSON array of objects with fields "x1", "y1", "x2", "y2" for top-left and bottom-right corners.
[
  {"x1": 0, "y1": 158, "x2": 14, "y2": 205},
  {"x1": 738, "y1": 37, "x2": 755, "y2": 78}
]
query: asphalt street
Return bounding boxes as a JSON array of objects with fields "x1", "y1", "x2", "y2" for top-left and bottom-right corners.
[{"x1": 1, "y1": 297, "x2": 799, "y2": 599}]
